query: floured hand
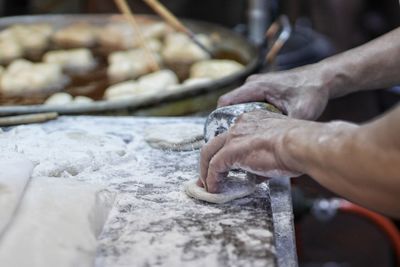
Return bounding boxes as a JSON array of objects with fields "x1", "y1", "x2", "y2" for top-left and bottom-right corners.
[
  {"x1": 197, "y1": 110, "x2": 309, "y2": 193},
  {"x1": 217, "y1": 65, "x2": 330, "y2": 120}
]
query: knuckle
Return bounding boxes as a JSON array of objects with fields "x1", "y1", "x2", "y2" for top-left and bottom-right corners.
[
  {"x1": 200, "y1": 146, "x2": 208, "y2": 159},
  {"x1": 246, "y1": 74, "x2": 260, "y2": 82},
  {"x1": 228, "y1": 125, "x2": 243, "y2": 138},
  {"x1": 217, "y1": 96, "x2": 229, "y2": 106}
]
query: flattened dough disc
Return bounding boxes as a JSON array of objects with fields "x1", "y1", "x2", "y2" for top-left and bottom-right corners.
[
  {"x1": 0, "y1": 178, "x2": 116, "y2": 267},
  {"x1": 144, "y1": 123, "x2": 204, "y2": 151},
  {"x1": 0, "y1": 153, "x2": 34, "y2": 236},
  {"x1": 184, "y1": 177, "x2": 256, "y2": 204}
]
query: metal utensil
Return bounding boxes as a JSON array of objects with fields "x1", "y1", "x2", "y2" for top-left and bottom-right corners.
[{"x1": 143, "y1": 0, "x2": 214, "y2": 57}]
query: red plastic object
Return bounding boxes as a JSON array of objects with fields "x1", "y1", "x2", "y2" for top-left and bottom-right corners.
[{"x1": 339, "y1": 200, "x2": 400, "y2": 266}]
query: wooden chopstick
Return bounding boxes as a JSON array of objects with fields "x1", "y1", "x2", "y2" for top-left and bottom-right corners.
[
  {"x1": 114, "y1": 0, "x2": 160, "y2": 72},
  {"x1": 143, "y1": 0, "x2": 214, "y2": 57},
  {"x1": 0, "y1": 112, "x2": 58, "y2": 126}
]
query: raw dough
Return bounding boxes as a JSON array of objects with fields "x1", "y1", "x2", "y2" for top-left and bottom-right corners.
[
  {"x1": 9, "y1": 24, "x2": 52, "y2": 54},
  {"x1": 0, "y1": 59, "x2": 67, "y2": 97},
  {"x1": 183, "y1": 77, "x2": 212, "y2": 87},
  {"x1": 98, "y1": 21, "x2": 168, "y2": 49},
  {"x1": 0, "y1": 153, "x2": 34, "y2": 236},
  {"x1": 137, "y1": 69, "x2": 178, "y2": 92},
  {"x1": 0, "y1": 178, "x2": 116, "y2": 267},
  {"x1": 107, "y1": 48, "x2": 161, "y2": 82},
  {"x1": 73, "y1": 95, "x2": 93, "y2": 104},
  {"x1": 144, "y1": 123, "x2": 204, "y2": 151},
  {"x1": 0, "y1": 24, "x2": 52, "y2": 63},
  {"x1": 184, "y1": 176, "x2": 256, "y2": 204},
  {"x1": 162, "y1": 32, "x2": 211, "y2": 63},
  {"x1": 52, "y1": 22, "x2": 98, "y2": 48},
  {"x1": 43, "y1": 48, "x2": 96, "y2": 73},
  {"x1": 44, "y1": 92, "x2": 73, "y2": 105},
  {"x1": 104, "y1": 81, "x2": 149, "y2": 100},
  {"x1": 45, "y1": 93, "x2": 94, "y2": 105},
  {"x1": 190, "y1": 59, "x2": 244, "y2": 80},
  {"x1": 105, "y1": 69, "x2": 179, "y2": 100},
  {"x1": 0, "y1": 29, "x2": 24, "y2": 64}
]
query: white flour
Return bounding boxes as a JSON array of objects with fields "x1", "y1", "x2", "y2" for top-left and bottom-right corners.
[{"x1": 0, "y1": 116, "x2": 276, "y2": 267}]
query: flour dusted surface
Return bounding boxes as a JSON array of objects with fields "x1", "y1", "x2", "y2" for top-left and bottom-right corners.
[
  {"x1": 144, "y1": 123, "x2": 204, "y2": 151},
  {"x1": 0, "y1": 116, "x2": 276, "y2": 267}
]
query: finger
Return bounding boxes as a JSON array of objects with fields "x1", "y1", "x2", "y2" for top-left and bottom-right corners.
[
  {"x1": 217, "y1": 83, "x2": 264, "y2": 107},
  {"x1": 199, "y1": 133, "x2": 228, "y2": 189},
  {"x1": 205, "y1": 145, "x2": 237, "y2": 193},
  {"x1": 246, "y1": 74, "x2": 261, "y2": 82}
]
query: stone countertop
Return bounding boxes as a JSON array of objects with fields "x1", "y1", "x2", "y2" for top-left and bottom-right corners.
[{"x1": 0, "y1": 116, "x2": 297, "y2": 267}]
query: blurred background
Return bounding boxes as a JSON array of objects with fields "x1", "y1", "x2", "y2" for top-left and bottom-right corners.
[
  {"x1": 1, "y1": 0, "x2": 398, "y2": 118},
  {"x1": 0, "y1": 0, "x2": 398, "y2": 266}
]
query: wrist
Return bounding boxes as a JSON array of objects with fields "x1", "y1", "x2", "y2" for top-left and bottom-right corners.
[
  {"x1": 315, "y1": 59, "x2": 350, "y2": 99},
  {"x1": 276, "y1": 120, "x2": 322, "y2": 174},
  {"x1": 317, "y1": 49, "x2": 372, "y2": 99},
  {"x1": 295, "y1": 63, "x2": 334, "y2": 102},
  {"x1": 278, "y1": 120, "x2": 359, "y2": 175}
]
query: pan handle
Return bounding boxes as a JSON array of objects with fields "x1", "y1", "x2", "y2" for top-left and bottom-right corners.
[{"x1": 263, "y1": 15, "x2": 292, "y2": 67}]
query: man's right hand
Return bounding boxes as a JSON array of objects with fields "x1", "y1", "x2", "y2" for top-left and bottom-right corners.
[
  {"x1": 219, "y1": 27, "x2": 400, "y2": 120},
  {"x1": 218, "y1": 65, "x2": 331, "y2": 120}
]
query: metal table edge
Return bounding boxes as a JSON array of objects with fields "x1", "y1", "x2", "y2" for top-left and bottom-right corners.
[{"x1": 269, "y1": 177, "x2": 298, "y2": 267}]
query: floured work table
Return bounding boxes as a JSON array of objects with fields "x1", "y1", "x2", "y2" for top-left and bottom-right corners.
[{"x1": 0, "y1": 116, "x2": 297, "y2": 267}]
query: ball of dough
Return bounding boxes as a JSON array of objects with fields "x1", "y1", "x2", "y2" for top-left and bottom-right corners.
[
  {"x1": 52, "y1": 22, "x2": 99, "y2": 48},
  {"x1": 137, "y1": 69, "x2": 178, "y2": 92},
  {"x1": 107, "y1": 49, "x2": 161, "y2": 82},
  {"x1": 73, "y1": 96, "x2": 93, "y2": 104},
  {"x1": 1, "y1": 60, "x2": 67, "y2": 97},
  {"x1": 162, "y1": 32, "x2": 211, "y2": 64},
  {"x1": 44, "y1": 92, "x2": 73, "y2": 105},
  {"x1": 9, "y1": 24, "x2": 53, "y2": 53},
  {"x1": 43, "y1": 48, "x2": 96, "y2": 73},
  {"x1": 104, "y1": 81, "x2": 143, "y2": 100},
  {"x1": 98, "y1": 21, "x2": 169, "y2": 50},
  {"x1": 0, "y1": 30, "x2": 23, "y2": 64},
  {"x1": 190, "y1": 59, "x2": 244, "y2": 80}
]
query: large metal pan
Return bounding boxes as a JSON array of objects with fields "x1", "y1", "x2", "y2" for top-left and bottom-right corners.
[{"x1": 0, "y1": 14, "x2": 260, "y2": 116}]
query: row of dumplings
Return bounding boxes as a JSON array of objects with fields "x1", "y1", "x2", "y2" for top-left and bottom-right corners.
[
  {"x1": 0, "y1": 20, "x2": 170, "y2": 64},
  {"x1": 0, "y1": 21, "x2": 244, "y2": 104}
]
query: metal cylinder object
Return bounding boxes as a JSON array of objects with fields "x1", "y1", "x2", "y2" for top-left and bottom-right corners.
[
  {"x1": 247, "y1": 0, "x2": 270, "y2": 45},
  {"x1": 204, "y1": 102, "x2": 281, "y2": 143}
]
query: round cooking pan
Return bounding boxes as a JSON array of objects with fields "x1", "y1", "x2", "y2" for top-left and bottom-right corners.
[{"x1": 0, "y1": 14, "x2": 260, "y2": 116}]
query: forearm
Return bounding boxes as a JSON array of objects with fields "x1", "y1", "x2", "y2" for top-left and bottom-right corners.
[
  {"x1": 318, "y1": 27, "x2": 400, "y2": 98},
  {"x1": 283, "y1": 105, "x2": 400, "y2": 218}
]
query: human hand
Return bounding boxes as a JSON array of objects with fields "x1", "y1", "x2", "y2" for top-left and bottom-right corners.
[
  {"x1": 218, "y1": 65, "x2": 330, "y2": 120},
  {"x1": 197, "y1": 110, "x2": 312, "y2": 193}
]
